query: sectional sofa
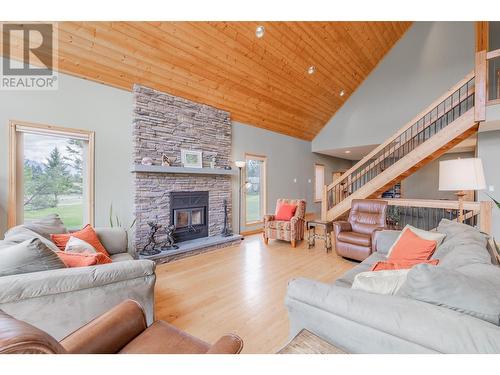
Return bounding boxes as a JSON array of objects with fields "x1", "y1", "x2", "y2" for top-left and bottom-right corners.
[{"x1": 285, "y1": 219, "x2": 500, "y2": 353}]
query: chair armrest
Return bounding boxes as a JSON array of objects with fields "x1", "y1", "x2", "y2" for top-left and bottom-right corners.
[
  {"x1": 206, "y1": 334, "x2": 244, "y2": 354},
  {"x1": 264, "y1": 215, "x2": 275, "y2": 223},
  {"x1": 333, "y1": 221, "x2": 352, "y2": 236},
  {"x1": 61, "y1": 300, "x2": 147, "y2": 354}
]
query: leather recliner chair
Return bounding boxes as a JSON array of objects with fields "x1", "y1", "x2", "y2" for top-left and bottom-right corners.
[
  {"x1": 333, "y1": 199, "x2": 388, "y2": 261},
  {"x1": 0, "y1": 299, "x2": 243, "y2": 354}
]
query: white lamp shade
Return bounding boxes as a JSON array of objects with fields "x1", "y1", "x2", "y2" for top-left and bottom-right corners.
[
  {"x1": 439, "y1": 158, "x2": 486, "y2": 191},
  {"x1": 235, "y1": 161, "x2": 246, "y2": 168}
]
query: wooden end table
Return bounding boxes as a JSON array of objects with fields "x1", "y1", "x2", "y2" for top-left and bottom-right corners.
[
  {"x1": 278, "y1": 329, "x2": 347, "y2": 354},
  {"x1": 306, "y1": 219, "x2": 334, "y2": 252}
]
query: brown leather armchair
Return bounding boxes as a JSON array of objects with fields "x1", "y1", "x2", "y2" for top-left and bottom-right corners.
[
  {"x1": 0, "y1": 299, "x2": 243, "y2": 354},
  {"x1": 333, "y1": 199, "x2": 388, "y2": 261}
]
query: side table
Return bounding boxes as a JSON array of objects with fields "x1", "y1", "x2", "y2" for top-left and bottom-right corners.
[{"x1": 306, "y1": 219, "x2": 334, "y2": 252}]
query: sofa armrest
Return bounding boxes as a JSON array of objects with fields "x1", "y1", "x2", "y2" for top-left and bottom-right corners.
[
  {"x1": 285, "y1": 277, "x2": 500, "y2": 353},
  {"x1": 206, "y1": 334, "x2": 244, "y2": 354},
  {"x1": 94, "y1": 227, "x2": 128, "y2": 255},
  {"x1": 0, "y1": 260, "x2": 155, "y2": 304},
  {"x1": 370, "y1": 227, "x2": 386, "y2": 252},
  {"x1": 373, "y1": 230, "x2": 401, "y2": 255},
  {"x1": 61, "y1": 299, "x2": 147, "y2": 354},
  {"x1": 332, "y1": 221, "x2": 352, "y2": 236}
]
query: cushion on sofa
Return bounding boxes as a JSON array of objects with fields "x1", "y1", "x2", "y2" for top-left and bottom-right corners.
[
  {"x1": 23, "y1": 213, "x2": 68, "y2": 239},
  {"x1": 371, "y1": 259, "x2": 439, "y2": 271},
  {"x1": 387, "y1": 225, "x2": 445, "y2": 258},
  {"x1": 64, "y1": 236, "x2": 98, "y2": 253},
  {"x1": 3, "y1": 225, "x2": 61, "y2": 253},
  {"x1": 387, "y1": 228, "x2": 437, "y2": 262},
  {"x1": 438, "y1": 243, "x2": 492, "y2": 269},
  {"x1": 437, "y1": 219, "x2": 488, "y2": 242},
  {"x1": 397, "y1": 263, "x2": 500, "y2": 326},
  {"x1": 352, "y1": 269, "x2": 410, "y2": 295},
  {"x1": 56, "y1": 251, "x2": 112, "y2": 267},
  {"x1": 51, "y1": 224, "x2": 111, "y2": 257},
  {"x1": 334, "y1": 252, "x2": 387, "y2": 287},
  {"x1": 0, "y1": 238, "x2": 66, "y2": 277}
]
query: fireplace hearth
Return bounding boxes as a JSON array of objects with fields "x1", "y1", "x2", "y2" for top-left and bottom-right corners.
[{"x1": 170, "y1": 191, "x2": 209, "y2": 243}]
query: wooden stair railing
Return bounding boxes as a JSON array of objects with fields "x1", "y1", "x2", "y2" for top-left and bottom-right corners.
[
  {"x1": 323, "y1": 72, "x2": 477, "y2": 221},
  {"x1": 385, "y1": 199, "x2": 493, "y2": 234}
]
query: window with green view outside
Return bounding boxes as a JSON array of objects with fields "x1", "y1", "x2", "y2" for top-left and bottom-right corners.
[{"x1": 22, "y1": 132, "x2": 87, "y2": 228}]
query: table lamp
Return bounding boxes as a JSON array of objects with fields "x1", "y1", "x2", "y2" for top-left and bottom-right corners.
[{"x1": 439, "y1": 158, "x2": 486, "y2": 223}]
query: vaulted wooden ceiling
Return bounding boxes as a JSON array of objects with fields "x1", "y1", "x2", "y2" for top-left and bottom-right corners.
[{"x1": 5, "y1": 22, "x2": 413, "y2": 140}]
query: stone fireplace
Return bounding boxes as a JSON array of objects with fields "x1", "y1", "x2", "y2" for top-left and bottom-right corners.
[{"x1": 131, "y1": 84, "x2": 241, "y2": 261}]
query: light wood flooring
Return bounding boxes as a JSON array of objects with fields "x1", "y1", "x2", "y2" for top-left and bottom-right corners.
[{"x1": 154, "y1": 233, "x2": 355, "y2": 353}]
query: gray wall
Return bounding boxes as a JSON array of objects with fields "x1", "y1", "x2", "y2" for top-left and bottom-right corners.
[
  {"x1": 0, "y1": 66, "x2": 133, "y2": 237},
  {"x1": 312, "y1": 22, "x2": 475, "y2": 153},
  {"x1": 401, "y1": 152, "x2": 475, "y2": 200},
  {"x1": 478, "y1": 130, "x2": 500, "y2": 239},
  {"x1": 232, "y1": 121, "x2": 352, "y2": 233}
]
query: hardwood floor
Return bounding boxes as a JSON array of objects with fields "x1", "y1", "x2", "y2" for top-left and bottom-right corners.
[{"x1": 154, "y1": 233, "x2": 355, "y2": 353}]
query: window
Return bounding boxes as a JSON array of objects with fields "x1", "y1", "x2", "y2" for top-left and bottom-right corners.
[
  {"x1": 9, "y1": 121, "x2": 94, "y2": 229},
  {"x1": 314, "y1": 163, "x2": 325, "y2": 202},
  {"x1": 244, "y1": 154, "x2": 267, "y2": 225}
]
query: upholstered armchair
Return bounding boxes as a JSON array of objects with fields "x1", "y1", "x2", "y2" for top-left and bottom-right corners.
[
  {"x1": 263, "y1": 199, "x2": 306, "y2": 248},
  {"x1": 0, "y1": 300, "x2": 243, "y2": 354},
  {"x1": 333, "y1": 199, "x2": 388, "y2": 261}
]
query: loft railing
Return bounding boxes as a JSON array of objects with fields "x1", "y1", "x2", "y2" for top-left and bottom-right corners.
[
  {"x1": 325, "y1": 73, "x2": 475, "y2": 212},
  {"x1": 384, "y1": 199, "x2": 493, "y2": 234}
]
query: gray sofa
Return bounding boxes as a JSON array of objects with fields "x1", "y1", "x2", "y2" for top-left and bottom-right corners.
[
  {"x1": 285, "y1": 219, "x2": 500, "y2": 353},
  {"x1": 0, "y1": 225, "x2": 156, "y2": 340}
]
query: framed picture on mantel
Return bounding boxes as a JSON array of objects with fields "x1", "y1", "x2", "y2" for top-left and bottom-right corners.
[{"x1": 181, "y1": 149, "x2": 203, "y2": 168}]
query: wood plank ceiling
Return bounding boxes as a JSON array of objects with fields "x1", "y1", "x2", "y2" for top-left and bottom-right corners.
[{"x1": 6, "y1": 22, "x2": 413, "y2": 140}]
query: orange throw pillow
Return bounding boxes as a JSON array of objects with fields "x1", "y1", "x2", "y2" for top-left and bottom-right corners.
[
  {"x1": 371, "y1": 259, "x2": 439, "y2": 271},
  {"x1": 56, "y1": 251, "x2": 112, "y2": 268},
  {"x1": 387, "y1": 228, "x2": 437, "y2": 262},
  {"x1": 275, "y1": 204, "x2": 297, "y2": 221},
  {"x1": 51, "y1": 224, "x2": 110, "y2": 257}
]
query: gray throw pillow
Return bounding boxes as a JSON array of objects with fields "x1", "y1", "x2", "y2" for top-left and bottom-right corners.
[
  {"x1": 397, "y1": 264, "x2": 500, "y2": 325},
  {"x1": 0, "y1": 238, "x2": 66, "y2": 277},
  {"x1": 438, "y1": 243, "x2": 492, "y2": 269},
  {"x1": 3, "y1": 225, "x2": 61, "y2": 253},
  {"x1": 23, "y1": 214, "x2": 68, "y2": 239}
]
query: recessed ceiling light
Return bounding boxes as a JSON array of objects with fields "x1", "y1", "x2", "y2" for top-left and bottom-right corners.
[
  {"x1": 339, "y1": 90, "x2": 345, "y2": 97},
  {"x1": 255, "y1": 25, "x2": 265, "y2": 38},
  {"x1": 344, "y1": 150, "x2": 351, "y2": 154},
  {"x1": 307, "y1": 66, "x2": 316, "y2": 75}
]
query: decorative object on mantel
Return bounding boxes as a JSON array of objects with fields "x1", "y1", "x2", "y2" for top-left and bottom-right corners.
[
  {"x1": 439, "y1": 158, "x2": 486, "y2": 223},
  {"x1": 221, "y1": 199, "x2": 233, "y2": 237},
  {"x1": 235, "y1": 160, "x2": 246, "y2": 235},
  {"x1": 224, "y1": 166, "x2": 232, "y2": 170},
  {"x1": 141, "y1": 157, "x2": 153, "y2": 166},
  {"x1": 210, "y1": 155, "x2": 217, "y2": 169},
  {"x1": 181, "y1": 149, "x2": 203, "y2": 168},
  {"x1": 162, "y1": 154, "x2": 176, "y2": 167},
  {"x1": 161, "y1": 224, "x2": 179, "y2": 250},
  {"x1": 140, "y1": 221, "x2": 162, "y2": 256}
]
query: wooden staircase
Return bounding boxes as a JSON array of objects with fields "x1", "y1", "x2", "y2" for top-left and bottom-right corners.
[{"x1": 323, "y1": 72, "x2": 478, "y2": 222}]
